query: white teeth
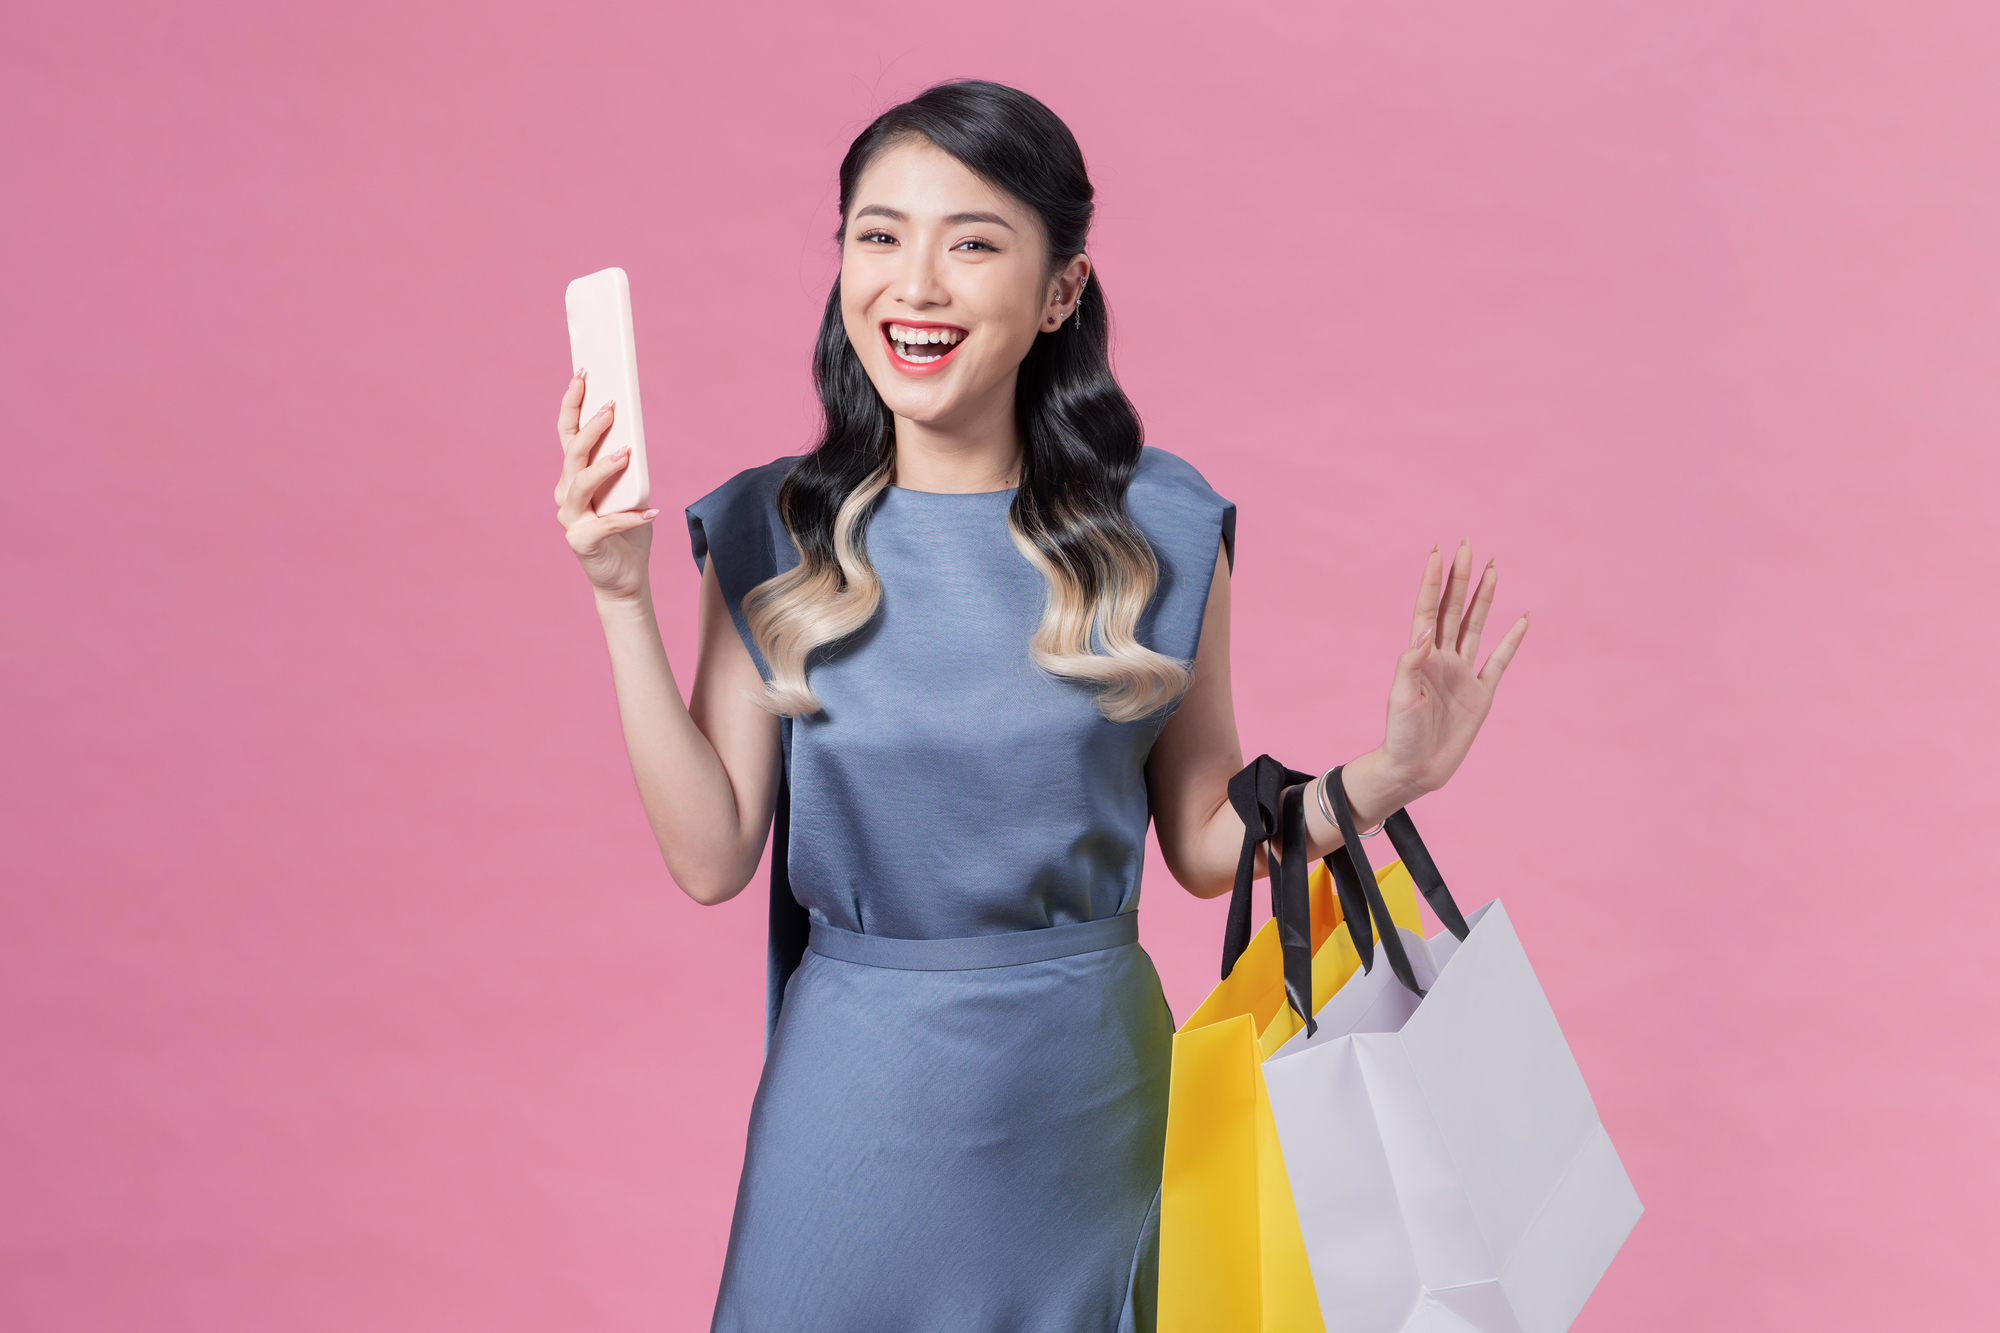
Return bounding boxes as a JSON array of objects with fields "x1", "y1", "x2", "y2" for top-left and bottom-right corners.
[
  {"x1": 887, "y1": 325, "x2": 964, "y2": 362},
  {"x1": 888, "y1": 325, "x2": 963, "y2": 346}
]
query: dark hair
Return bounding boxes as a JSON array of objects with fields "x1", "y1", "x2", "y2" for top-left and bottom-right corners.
[{"x1": 744, "y1": 80, "x2": 1185, "y2": 720}]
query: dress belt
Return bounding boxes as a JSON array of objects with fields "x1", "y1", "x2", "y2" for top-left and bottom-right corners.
[{"x1": 807, "y1": 912, "x2": 1139, "y2": 972}]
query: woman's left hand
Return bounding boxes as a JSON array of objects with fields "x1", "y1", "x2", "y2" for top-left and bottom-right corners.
[{"x1": 1378, "y1": 541, "x2": 1529, "y2": 799}]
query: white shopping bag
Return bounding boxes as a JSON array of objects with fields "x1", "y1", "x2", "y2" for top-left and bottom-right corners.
[{"x1": 1262, "y1": 899, "x2": 1642, "y2": 1333}]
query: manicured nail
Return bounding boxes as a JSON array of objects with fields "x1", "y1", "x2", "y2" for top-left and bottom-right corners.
[
  {"x1": 642, "y1": 508, "x2": 659, "y2": 519},
  {"x1": 597, "y1": 400, "x2": 614, "y2": 414}
]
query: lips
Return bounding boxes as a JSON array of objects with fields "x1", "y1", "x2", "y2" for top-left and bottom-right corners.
[{"x1": 882, "y1": 320, "x2": 967, "y2": 376}]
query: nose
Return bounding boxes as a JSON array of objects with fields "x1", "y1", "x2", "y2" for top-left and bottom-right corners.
[{"x1": 892, "y1": 241, "x2": 950, "y2": 312}]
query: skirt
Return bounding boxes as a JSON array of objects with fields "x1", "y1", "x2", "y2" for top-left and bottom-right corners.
[{"x1": 710, "y1": 912, "x2": 1174, "y2": 1333}]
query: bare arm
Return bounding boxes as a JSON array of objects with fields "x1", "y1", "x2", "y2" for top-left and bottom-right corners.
[
  {"x1": 1146, "y1": 540, "x2": 1528, "y2": 899},
  {"x1": 554, "y1": 373, "x2": 781, "y2": 905},
  {"x1": 593, "y1": 563, "x2": 780, "y2": 904}
]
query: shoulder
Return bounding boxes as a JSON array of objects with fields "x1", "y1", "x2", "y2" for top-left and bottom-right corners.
[
  {"x1": 1123, "y1": 447, "x2": 1236, "y2": 664},
  {"x1": 683, "y1": 456, "x2": 802, "y2": 680},
  {"x1": 685, "y1": 456, "x2": 800, "y2": 574},
  {"x1": 1127, "y1": 446, "x2": 1236, "y2": 571}
]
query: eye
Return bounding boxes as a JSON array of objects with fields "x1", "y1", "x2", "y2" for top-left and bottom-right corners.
[
  {"x1": 952, "y1": 238, "x2": 997, "y2": 252},
  {"x1": 857, "y1": 230, "x2": 897, "y2": 245}
]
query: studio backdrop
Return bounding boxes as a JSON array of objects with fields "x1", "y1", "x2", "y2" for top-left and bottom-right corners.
[{"x1": 3, "y1": 2, "x2": 1996, "y2": 1330}]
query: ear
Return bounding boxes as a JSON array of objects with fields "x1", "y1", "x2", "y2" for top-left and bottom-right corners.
[{"x1": 1041, "y1": 253, "x2": 1093, "y2": 332}]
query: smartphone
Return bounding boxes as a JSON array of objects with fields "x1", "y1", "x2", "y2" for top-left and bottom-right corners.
[{"x1": 564, "y1": 267, "x2": 650, "y2": 516}]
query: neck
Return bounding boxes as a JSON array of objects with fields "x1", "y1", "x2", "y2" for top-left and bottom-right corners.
[{"x1": 889, "y1": 374, "x2": 1022, "y2": 493}]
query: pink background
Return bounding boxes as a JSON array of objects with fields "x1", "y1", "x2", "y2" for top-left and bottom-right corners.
[{"x1": 4, "y1": 1, "x2": 1996, "y2": 1328}]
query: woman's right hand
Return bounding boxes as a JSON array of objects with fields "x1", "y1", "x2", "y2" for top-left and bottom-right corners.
[{"x1": 554, "y1": 370, "x2": 659, "y2": 603}]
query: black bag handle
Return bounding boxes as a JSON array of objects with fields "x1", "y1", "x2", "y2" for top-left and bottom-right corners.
[
  {"x1": 1223, "y1": 757, "x2": 1474, "y2": 1025},
  {"x1": 1223, "y1": 755, "x2": 1318, "y2": 1037},
  {"x1": 1321, "y1": 765, "x2": 1471, "y2": 998},
  {"x1": 1386, "y1": 808, "x2": 1471, "y2": 942}
]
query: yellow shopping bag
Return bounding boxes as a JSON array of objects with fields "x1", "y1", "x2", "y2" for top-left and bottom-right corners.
[{"x1": 1159, "y1": 758, "x2": 1425, "y2": 1333}]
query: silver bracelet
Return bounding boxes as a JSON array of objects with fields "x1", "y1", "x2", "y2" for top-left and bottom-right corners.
[{"x1": 1318, "y1": 766, "x2": 1385, "y2": 838}]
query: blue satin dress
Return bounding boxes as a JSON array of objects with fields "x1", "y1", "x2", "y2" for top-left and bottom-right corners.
[{"x1": 686, "y1": 447, "x2": 1234, "y2": 1333}]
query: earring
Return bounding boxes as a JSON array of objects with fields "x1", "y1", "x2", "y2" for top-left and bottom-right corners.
[{"x1": 1049, "y1": 275, "x2": 1087, "y2": 329}]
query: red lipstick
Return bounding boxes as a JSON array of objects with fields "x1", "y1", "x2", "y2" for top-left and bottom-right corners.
[{"x1": 881, "y1": 320, "x2": 968, "y2": 377}]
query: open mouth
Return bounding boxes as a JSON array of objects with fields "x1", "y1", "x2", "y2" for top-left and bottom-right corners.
[{"x1": 883, "y1": 321, "x2": 967, "y2": 368}]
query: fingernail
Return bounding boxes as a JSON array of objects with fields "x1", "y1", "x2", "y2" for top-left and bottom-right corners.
[
  {"x1": 597, "y1": 400, "x2": 614, "y2": 414},
  {"x1": 642, "y1": 508, "x2": 659, "y2": 519}
]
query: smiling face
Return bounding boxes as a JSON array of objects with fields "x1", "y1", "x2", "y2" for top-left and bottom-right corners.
[{"x1": 839, "y1": 137, "x2": 1083, "y2": 440}]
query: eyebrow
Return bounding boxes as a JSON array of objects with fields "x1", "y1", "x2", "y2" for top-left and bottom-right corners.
[{"x1": 853, "y1": 205, "x2": 1016, "y2": 232}]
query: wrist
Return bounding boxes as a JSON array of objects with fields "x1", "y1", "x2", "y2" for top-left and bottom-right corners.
[
  {"x1": 594, "y1": 586, "x2": 655, "y2": 621},
  {"x1": 1337, "y1": 748, "x2": 1426, "y2": 827}
]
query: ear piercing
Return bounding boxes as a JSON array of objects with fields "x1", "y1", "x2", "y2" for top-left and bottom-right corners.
[{"x1": 1050, "y1": 275, "x2": 1089, "y2": 329}]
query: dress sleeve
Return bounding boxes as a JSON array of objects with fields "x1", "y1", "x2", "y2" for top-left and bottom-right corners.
[
  {"x1": 1123, "y1": 446, "x2": 1237, "y2": 666},
  {"x1": 684, "y1": 456, "x2": 801, "y2": 680},
  {"x1": 685, "y1": 457, "x2": 808, "y2": 1051}
]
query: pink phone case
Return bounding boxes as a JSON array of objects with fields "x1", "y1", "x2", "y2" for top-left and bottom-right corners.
[{"x1": 565, "y1": 267, "x2": 650, "y2": 516}]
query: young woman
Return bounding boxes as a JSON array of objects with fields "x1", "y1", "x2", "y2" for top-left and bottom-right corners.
[{"x1": 552, "y1": 81, "x2": 1526, "y2": 1333}]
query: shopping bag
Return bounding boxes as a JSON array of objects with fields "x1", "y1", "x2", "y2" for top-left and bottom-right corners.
[
  {"x1": 1264, "y1": 763, "x2": 1643, "y2": 1333},
  {"x1": 1160, "y1": 757, "x2": 1426, "y2": 1333},
  {"x1": 1160, "y1": 757, "x2": 1641, "y2": 1333}
]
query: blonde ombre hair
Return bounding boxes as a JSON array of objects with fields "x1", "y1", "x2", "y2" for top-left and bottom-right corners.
[
  {"x1": 744, "y1": 81, "x2": 1188, "y2": 724},
  {"x1": 744, "y1": 464, "x2": 1188, "y2": 723}
]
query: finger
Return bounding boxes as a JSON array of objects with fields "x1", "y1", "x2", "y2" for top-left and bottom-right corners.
[
  {"x1": 556, "y1": 435, "x2": 627, "y2": 520},
  {"x1": 553, "y1": 399, "x2": 614, "y2": 507},
  {"x1": 558, "y1": 441, "x2": 632, "y2": 523},
  {"x1": 1408, "y1": 545, "x2": 1444, "y2": 647},
  {"x1": 1398, "y1": 630, "x2": 1435, "y2": 675},
  {"x1": 1437, "y1": 539, "x2": 1473, "y2": 648},
  {"x1": 1457, "y1": 559, "x2": 1498, "y2": 657},
  {"x1": 565, "y1": 399, "x2": 616, "y2": 467},
  {"x1": 578, "y1": 440, "x2": 633, "y2": 492},
  {"x1": 1476, "y1": 613, "x2": 1530, "y2": 687},
  {"x1": 557, "y1": 369, "x2": 586, "y2": 443}
]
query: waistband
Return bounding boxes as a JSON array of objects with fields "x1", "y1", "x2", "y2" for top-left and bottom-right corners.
[{"x1": 807, "y1": 912, "x2": 1139, "y2": 972}]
